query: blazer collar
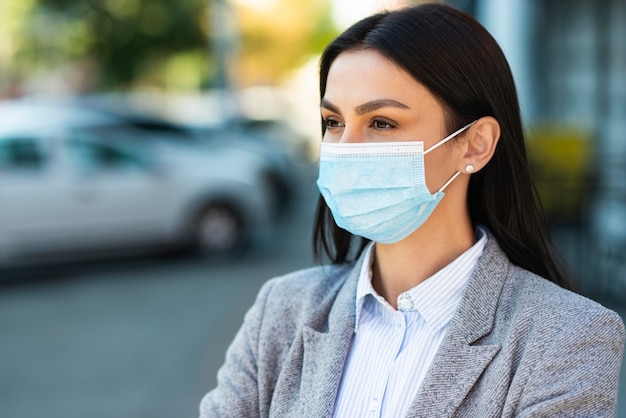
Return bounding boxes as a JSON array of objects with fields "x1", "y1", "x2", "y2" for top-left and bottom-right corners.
[
  {"x1": 405, "y1": 231, "x2": 509, "y2": 417},
  {"x1": 294, "y1": 232, "x2": 510, "y2": 417},
  {"x1": 298, "y1": 252, "x2": 366, "y2": 417}
]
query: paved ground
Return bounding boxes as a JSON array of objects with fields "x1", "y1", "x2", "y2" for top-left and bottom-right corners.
[
  {"x1": 0, "y1": 163, "x2": 320, "y2": 418},
  {"x1": 0, "y1": 164, "x2": 624, "y2": 418}
]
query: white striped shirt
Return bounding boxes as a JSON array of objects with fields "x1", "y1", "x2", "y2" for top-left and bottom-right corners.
[{"x1": 333, "y1": 228, "x2": 487, "y2": 418}]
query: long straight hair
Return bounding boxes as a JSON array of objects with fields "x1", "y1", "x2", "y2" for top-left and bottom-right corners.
[{"x1": 312, "y1": 3, "x2": 573, "y2": 289}]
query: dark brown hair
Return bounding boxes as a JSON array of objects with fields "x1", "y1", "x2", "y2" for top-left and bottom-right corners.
[{"x1": 313, "y1": 3, "x2": 572, "y2": 289}]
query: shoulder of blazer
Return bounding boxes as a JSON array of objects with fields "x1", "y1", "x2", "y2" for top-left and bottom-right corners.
[
  {"x1": 453, "y1": 231, "x2": 623, "y2": 345},
  {"x1": 470, "y1": 239, "x2": 626, "y2": 356},
  {"x1": 263, "y1": 262, "x2": 354, "y2": 305},
  {"x1": 503, "y1": 262, "x2": 619, "y2": 318},
  {"x1": 253, "y1": 261, "x2": 358, "y2": 332}
]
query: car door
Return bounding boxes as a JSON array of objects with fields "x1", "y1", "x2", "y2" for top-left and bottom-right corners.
[
  {"x1": 57, "y1": 131, "x2": 172, "y2": 252},
  {"x1": 0, "y1": 135, "x2": 66, "y2": 259}
]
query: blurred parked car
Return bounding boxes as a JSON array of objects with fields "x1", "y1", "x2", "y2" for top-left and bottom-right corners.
[
  {"x1": 105, "y1": 112, "x2": 304, "y2": 216},
  {"x1": 0, "y1": 100, "x2": 275, "y2": 266},
  {"x1": 78, "y1": 93, "x2": 311, "y2": 217},
  {"x1": 189, "y1": 118, "x2": 306, "y2": 216}
]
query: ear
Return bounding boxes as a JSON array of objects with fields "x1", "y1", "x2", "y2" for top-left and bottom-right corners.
[{"x1": 461, "y1": 116, "x2": 500, "y2": 173}]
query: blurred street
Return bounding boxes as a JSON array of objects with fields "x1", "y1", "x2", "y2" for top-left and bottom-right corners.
[
  {"x1": 0, "y1": 163, "x2": 320, "y2": 418},
  {"x1": 0, "y1": 160, "x2": 625, "y2": 418}
]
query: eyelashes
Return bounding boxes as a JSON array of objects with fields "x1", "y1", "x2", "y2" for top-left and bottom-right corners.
[
  {"x1": 371, "y1": 119, "x2": 395, "y2": 130},
  {"x1": 322, "y1": 117, "x2": 344, "y2": 130},
  {"x1": 322, "y1": 117, "x2": 397, "y2": 131}
]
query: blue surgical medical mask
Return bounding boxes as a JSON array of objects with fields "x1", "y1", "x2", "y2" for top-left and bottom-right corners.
[{"x1": 316, "y1": 122, "x2": 475, "y2": 244}]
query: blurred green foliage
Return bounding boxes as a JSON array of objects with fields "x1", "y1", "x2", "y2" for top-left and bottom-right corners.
[
  {"x1": 44, "y1": 0, "x2": 209, "y2": 87},
  {"x1": 0, "y1": 0, "x2": 337, "y2": 92}
]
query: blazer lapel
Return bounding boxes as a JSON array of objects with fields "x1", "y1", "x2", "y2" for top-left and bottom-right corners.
[
  {"x1": 297, "y1": 258, "x2": 363, "y2": 417},
  {"x1": 405, "y1": 235, "x2": 509, "y2": 418}
]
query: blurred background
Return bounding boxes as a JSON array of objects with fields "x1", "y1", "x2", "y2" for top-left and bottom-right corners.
[{"x1": 0, "y1": 0, "x2": 624, "y2": 417}]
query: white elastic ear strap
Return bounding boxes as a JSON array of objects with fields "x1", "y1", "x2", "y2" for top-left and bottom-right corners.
[
  {"x1": 437, "y1": 171, "x2": 461, "y2": 193},
  {"x1": 424, "y1": 121, "x2": 476, "y2": 155}
]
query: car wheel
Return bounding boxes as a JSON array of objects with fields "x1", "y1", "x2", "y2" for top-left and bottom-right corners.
[{"x1": 193, "y1": 203, "x2": 245, "y2": 255}]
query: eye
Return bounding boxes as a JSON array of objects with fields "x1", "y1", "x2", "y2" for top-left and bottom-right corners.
[
  {"x1": 323, "y1": 117, "x2": 344, "y2": 130},
  {"x1": 370, "y1": 118, "x2": 395, "y2": 130}
]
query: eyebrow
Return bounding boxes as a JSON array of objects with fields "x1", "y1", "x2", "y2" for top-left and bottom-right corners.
[{"x1": 320, "y1": 98, "x2": 410, "y2": 116}]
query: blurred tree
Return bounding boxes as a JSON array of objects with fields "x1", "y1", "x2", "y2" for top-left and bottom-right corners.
[
  {"x1": 35, "y1": 0, "x2": 209, "y2": 89},
  {"x1": 0, "y1": 0, "x2": 337, "y2": 92},
  {"x1": 0, "y1": 0, "x2": 38, "y2": 97}
]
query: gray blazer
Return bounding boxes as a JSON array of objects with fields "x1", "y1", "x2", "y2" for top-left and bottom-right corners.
[{"x1": 200, "y1": 234, "x2": 625, "y2": 417}]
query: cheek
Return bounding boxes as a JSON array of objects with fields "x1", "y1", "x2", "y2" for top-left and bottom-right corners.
[
  {"x1": 423, "y1": 152, "x2": 456, "y2": 192},
  {"x1": 322, "y1": 130, "x2": 341, "y2": 143}
]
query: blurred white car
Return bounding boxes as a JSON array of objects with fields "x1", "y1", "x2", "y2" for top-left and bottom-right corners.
[{"x1": 0, "y1": 101, "x2": 275, "y2": 265}]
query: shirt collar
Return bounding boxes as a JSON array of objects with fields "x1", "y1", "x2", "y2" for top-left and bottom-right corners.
[
  {"x1": 354, "y1": 227, "x2": 488, "y2": 335},
  {"x1": 355, "y1": 242, "x2": 378, "y2": 328}
]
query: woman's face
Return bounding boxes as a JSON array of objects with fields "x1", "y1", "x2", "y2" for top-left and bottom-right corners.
[{"x1": 321, "y1": 49, "x2": 464, "y2": 193}]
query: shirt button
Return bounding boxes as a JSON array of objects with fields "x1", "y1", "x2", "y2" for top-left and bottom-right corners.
[
  {"x1": 368, "y1": 398, "x2": 378, "y2": 412},
  {"x1": 397, "y1": 293, "x2": 414, "y2": 311}
]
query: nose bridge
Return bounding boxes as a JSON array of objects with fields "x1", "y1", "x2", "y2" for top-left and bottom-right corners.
[{"x1": 339, "y1": 124, "x2": 365, "y2": 144}]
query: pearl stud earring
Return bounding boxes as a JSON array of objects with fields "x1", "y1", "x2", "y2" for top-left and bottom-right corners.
[{"x1": 465, "y1": 164, "x2": 474, "y2": 173}]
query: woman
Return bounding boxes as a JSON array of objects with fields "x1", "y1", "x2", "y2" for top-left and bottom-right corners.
[{"x1": 200, "y1": 4, "x2": 624, "y2": 417}]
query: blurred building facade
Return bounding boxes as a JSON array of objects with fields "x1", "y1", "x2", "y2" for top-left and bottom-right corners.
[{"x1": 449, "y1": 0, "x2": 626, "y2": 298}]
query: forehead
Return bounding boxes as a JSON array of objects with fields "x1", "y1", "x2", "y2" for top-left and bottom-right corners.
[{"x1": 323, "y1": 49, "x2": 440, "y2": 110}]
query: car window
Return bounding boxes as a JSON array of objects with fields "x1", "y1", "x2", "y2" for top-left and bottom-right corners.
[
  {"x1": 91, "y1": 123, "x2": 195, "y2": 144},
  {"x1": 0, "y1": 137, "x2": 47, "y2": 171},
  {"x1": 68, "y1": 138, "x2": 147, "y2": 172}
]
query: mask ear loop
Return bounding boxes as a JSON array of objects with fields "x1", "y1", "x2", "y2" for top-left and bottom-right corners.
[
  {"x1": 437, "y1": 170, "x2": 461, "y2": 192},
  {"x1": 423, "y1": 121, "x2": 476, "y2": 193},
  {"x1": 423, "y1": 121, "x2": 476, "y2": 155}
]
